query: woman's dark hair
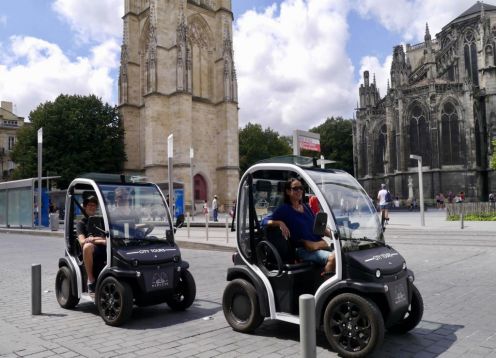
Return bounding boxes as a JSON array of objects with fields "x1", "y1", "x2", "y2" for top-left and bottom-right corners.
[{"x1": 283, "y1": 178, "x2": 304, "y2": 204}]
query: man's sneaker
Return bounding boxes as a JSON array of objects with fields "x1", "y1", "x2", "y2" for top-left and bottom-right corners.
[{"x1": 88, "y1": 282, "x2": 96, "y2": 294}]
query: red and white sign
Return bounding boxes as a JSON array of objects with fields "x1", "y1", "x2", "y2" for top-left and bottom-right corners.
[{"x1": 299, "y1": 136, "x2": 320, "y2": 152}]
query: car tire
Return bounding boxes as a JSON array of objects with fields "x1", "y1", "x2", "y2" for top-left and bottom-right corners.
[
  {"x1": 324, "y1": 293, "x2": 384, "y2": 358},
  {"x1": 55, "y1": 266, "x2": 80, "y2": 309},
  {"x1": 96, "y1": 277, "x2": 133, "y2": 326},
  {"x1": 222, "y1": 278, "x2": 264, "y2": 333},
  {"x1": 387, "y1": 284, "x2": 424, "y2": 333},
  {"x1": 166, "y1": 269, "x2": 196, "y2": 311}
]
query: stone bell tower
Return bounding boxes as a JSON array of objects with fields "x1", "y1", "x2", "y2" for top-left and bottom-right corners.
[{"x1": 118, "y1": 0, "x2": 239, "y2": 211}]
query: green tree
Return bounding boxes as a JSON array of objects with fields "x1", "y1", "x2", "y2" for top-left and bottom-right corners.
[
  {"x1": 310, "y1": 117, "x2": 354, "y2": 174},
  {"x1": 239, "y1": 123, "x2": 291, "y2": 174},
  {"x1": 11, "y1": 94, "x2": 126, "y2": 188}
]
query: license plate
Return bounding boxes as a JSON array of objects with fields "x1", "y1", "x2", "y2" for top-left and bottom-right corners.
[
  {"x1": 144, "y1": 267, "x2": 173, "y2": 291},
  {"x1": 390, "y1": 280, "x2": 408, "y2": 307}
]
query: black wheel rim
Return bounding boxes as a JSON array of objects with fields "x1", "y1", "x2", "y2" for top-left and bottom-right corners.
[
  {"x1": 330, "y1": 300, "x2": 372, "y2": 352},
  {"x1": 99, "y1": 281, "x2": 122, "y2": 322},
  {"x1": 231, "y1": 292, "x2": 250, "y2": 322}
]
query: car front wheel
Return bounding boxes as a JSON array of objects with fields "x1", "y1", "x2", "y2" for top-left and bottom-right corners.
[
  {"x1": 324, "y1": 293, "x2": 384, "y2": 357},
  {"x1": 387, "y1": 284, "x2": 423, "y2": 333},
  {"x1": 222, "y1": 278, "x2": 264, "y2": 333},
  {"x1": 55, "y1": 266, "x2": 79, "y2": 309},
  {"x1": 96, "y1": 277, "x2": 133, "y2": 326},
  {"x1": 166, "y1": 269, "x2": 196, "y2": 311}
]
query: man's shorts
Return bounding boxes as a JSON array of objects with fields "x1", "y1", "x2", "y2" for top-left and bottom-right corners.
[{"x1": 296, "y1": 247, "x2": 331, "y2": 266}]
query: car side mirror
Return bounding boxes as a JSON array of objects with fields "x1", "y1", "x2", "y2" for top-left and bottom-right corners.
[{"x1": 313, "y1": 212, "x2": 328, "y2": 236}]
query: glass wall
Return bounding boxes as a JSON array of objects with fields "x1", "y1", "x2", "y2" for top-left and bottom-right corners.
[
  {"x1": 7, "y1": 188, "x2": 33, "y2": 227},
  {"x1": 0, "y1": 190, "x2": 6, "y2": 226}
]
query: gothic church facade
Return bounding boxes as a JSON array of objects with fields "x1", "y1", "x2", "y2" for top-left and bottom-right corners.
[
  {"x1": 119, "y1": 0, "x2": 239, "y2": 210},
  {"x1": 354, "y1": 2, "x2": 496, "y2": 201}
]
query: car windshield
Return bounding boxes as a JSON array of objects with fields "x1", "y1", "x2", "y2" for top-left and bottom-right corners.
[
  {"x1": 306, "y1": 170, "x2": 383, "y2": 246},
  {"x1": 98, "y1": 183, "x2": 172, "y2": 242}
]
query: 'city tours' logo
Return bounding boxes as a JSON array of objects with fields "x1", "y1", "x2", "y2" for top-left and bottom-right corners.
[
  {"x1": 151, "y1": 272, "x2": 169, "y2": 288},
  {"x1": 364, "y1": 252, "x2": 399, "y2": 262}
]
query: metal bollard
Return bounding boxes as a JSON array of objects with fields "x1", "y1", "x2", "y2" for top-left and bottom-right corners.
[
  {"x1": 205, "y1": 214, "x2": 209, "y2": 241},
  {"x1": 299, "y1": 294, "x2": 316, "y2": 358},
  {"x1": 225, "y1": 216, "x2": 229, "y2": 243},
  {"x1": 187, "y1": 213, "x2": 190, "y2": 239},
  {"x1": 32, "y1": 264, "x2": 42, "y2": 315}
]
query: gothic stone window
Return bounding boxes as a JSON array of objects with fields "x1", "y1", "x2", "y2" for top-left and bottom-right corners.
[
  {"x1": 409, "y1": 103, "x2": 431, "y2": 167},
  {"x1": 441, "y1": 102, "x2": 463, "y2": 165},
  {"x1": 375, "y1": 124, "x2": 387, "y2": 174},
  {"x1": 464, "y1": 30, "x2": 479, "y2": 86},
  {"x1": 360, "y1": 125, "x2": 368, "y2": 177}
]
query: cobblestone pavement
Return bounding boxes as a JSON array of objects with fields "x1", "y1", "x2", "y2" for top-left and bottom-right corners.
[{"x1": 1, "y1": 211, "x2": 496, "y2": 357}]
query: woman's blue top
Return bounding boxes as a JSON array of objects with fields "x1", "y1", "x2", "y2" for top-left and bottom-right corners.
[{"x1": 272, "y1": 203, "x2": 320, "y2": 244}]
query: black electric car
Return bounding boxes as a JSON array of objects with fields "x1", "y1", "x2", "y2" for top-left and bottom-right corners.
[
  {"x1": 55, "y1": 174, "x2": 195, "y2": 326},
  {"x1": 222, "y1": 156, "x2": 423, "y2": 357}
]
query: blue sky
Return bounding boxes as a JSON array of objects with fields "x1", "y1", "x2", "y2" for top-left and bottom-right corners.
[{"x1": 0, "y1": 0, "x2": 487, "y2": 134}]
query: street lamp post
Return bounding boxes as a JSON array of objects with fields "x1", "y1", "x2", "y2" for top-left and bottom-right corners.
[
  {"x1": 409, "y1": 154, "x2": 425, "y2": 226},
  {"x1": 190, "y1": 147, "x2": 194, "y2": 219},
  {"x1": 168, "y1": 134, "x2": 174, "y2": 218},
  {"x1": 37, "y1": 128, "x2": 43, "y2": 229}
]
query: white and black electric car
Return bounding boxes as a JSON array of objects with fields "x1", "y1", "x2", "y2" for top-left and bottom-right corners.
[
  {"x1": 55, "y1": 174, "x2": 195, "y2": 326},
  {"x1": 222, "y1": 156, "x2": 423, "y2": 357}
]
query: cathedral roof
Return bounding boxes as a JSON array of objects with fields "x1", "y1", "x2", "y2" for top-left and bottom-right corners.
[{"x1": 448, "y1": 1, "x2": 496, "y2": 25}]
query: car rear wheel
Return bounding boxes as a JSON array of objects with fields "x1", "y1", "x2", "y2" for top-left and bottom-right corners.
[
  {"x1": 324, "y1": 293, "x2": 384, "y2": 358},
  {"x1": 387, "y1": 284, "x2": 423, "y2": 333},
  {"x1": 96, "y1": 277, "x2": 133, "y2": 326},
  {"x1": 55, "y1": 266, "x2": 79, "y2": 309},
  {"x1": 222, "y1": 278, "x2": 264, "y2": 333},
  {"x1": 166, "y1": 269, "x2": 196, "y2": 311}
]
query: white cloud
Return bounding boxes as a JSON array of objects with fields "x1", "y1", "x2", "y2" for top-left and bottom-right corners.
[
  {"x1": 234, "y1": 0, "x2": 356, "y2": 134},
  {"x1": 52, "y1": 0, "x2": 123, "y2": 43},
  {"x1": 354, "y1": 0, "x2": 477, "y2": 43},
  {"x1": 0, "y1": 36, "x2": 119, "y2": 118}
]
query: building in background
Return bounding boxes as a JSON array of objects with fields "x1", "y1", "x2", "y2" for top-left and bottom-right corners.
[
  {"x1": 0, "y1": 101, "x2": 25, "y2": 181},
  {"x1": 354, "y1": 2, "x2": 496, "y2": 202},
  {"x1": 118, "y1": 0, "x2": 239, "y2": 212}
]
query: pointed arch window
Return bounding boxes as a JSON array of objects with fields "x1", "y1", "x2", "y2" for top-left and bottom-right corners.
[
  {"x1": 375, "y1": 125, "x2": 387, "y2": 174},
  {"x1": 409, "y1": 104, "x2": 431, "y2": 167},
  {"x1": 441, "y1": 102, "x2": 462, "y2": 165},
  {"x1": 360, "y1": 125, "x2": 368, "y2": 177},
  {"x1": 464, "y1": 31, "x2": 479, "y2": 86}
]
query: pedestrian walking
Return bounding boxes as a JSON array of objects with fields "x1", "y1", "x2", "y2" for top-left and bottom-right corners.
[{"x1": 212, "y1": 195, "x2": 218, "y2": 222}]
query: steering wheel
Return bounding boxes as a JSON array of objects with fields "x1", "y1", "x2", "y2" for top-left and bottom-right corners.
[
  {"x1": 135, "y1": 223, "x2": 154, "y2": 237},
  {"x1": 255, "y1": 240, "x2": 283, "y2": 277}
]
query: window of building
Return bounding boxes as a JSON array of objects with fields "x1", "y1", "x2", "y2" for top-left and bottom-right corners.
[
  {"x1": 441, "y1": 102, "x2": 463, "y2": 165},
  {"x1": 8, "y1": 136, "x2": 15, "y2": 150},
  {"x1": 375, "y1": 124, "x2": 387, "y2": 174},
  {"x1": 409, "y1": 104, "x2": 431, "y2": 167},
  {"x1": 464, "y1": 31, "x2": 479, "y2": 86},
  {"x1": 360, "y1": 125, "x2": 368, "y2": 177}
]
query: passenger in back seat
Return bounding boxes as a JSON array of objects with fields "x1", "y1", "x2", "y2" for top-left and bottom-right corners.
[{"x1": 268, "y1": 178, "x2": 335, "y2": 276}]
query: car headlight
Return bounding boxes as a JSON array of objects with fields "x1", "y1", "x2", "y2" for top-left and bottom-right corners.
[{"x1": 375, "y1": 269, "x2": 381, "y2": 278}]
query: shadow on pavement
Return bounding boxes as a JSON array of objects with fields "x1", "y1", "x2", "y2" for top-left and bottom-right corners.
[
  {"x1": 251, "y1": 319, "x2": 463, "y2": 357},
  {"x1": 74, "y1": 298, "x2": 223, "y2": 329}
]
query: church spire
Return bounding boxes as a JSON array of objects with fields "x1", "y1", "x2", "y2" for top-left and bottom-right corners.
[{"x1": 424, "y1": 22, "x2": 431, "y2": 43}]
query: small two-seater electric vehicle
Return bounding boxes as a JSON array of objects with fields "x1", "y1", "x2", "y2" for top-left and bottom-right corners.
[
  {"x1": 55, "y1": 174, "x2": 195, "y2": 326},
  {"x1": 222, "y1": 156, "x2": 423, "y2": 357}
]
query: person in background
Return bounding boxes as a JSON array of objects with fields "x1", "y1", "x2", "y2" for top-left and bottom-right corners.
[
  {"x1": 377, "y1": 183, "x2": 390, "y2": 225},
  {"x1": 212, "y1": 195, "x2": 219, "y2": 222}
]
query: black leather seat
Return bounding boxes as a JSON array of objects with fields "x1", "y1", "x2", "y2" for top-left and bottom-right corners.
[{"x1": 264, "y1": 226, "x2": 312, "y2": 271}]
